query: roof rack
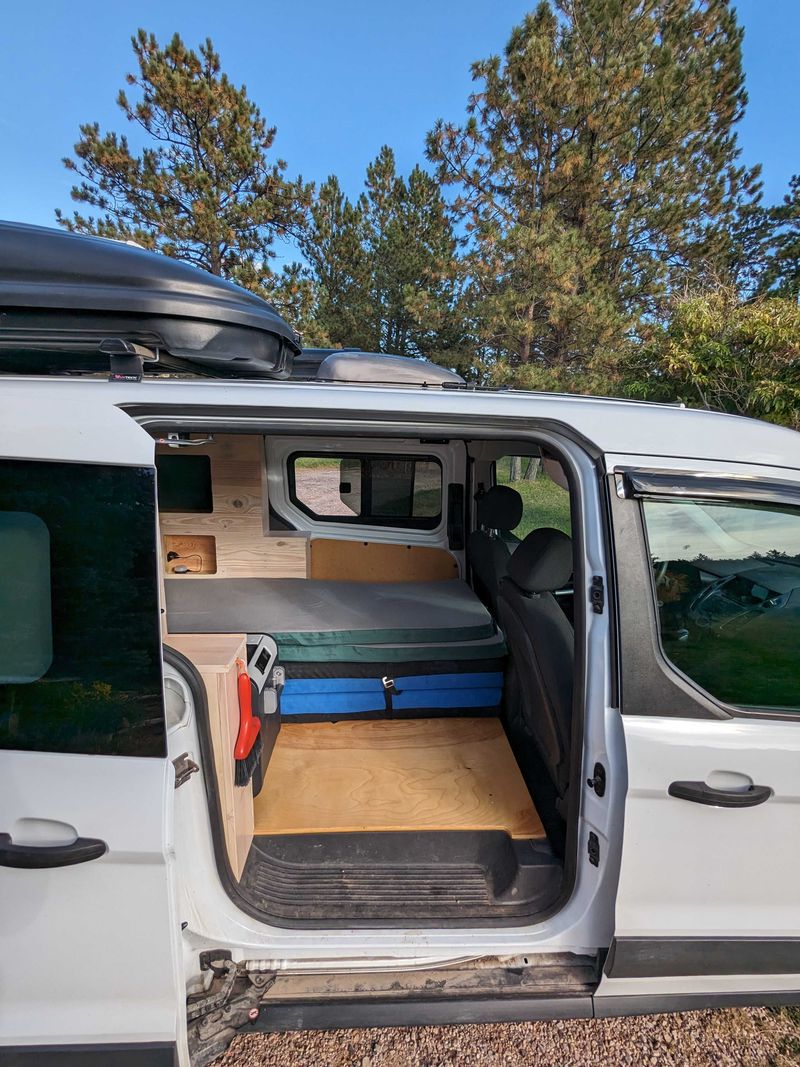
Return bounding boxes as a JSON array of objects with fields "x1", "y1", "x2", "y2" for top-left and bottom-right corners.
[
  {"x1": 0, "y1": 222, "x2": 469, "y2": 388},
  {"x1": 296, "y1": 348, "x2": 466, "y2": 387}
]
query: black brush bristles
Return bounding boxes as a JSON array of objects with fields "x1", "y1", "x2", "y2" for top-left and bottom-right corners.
[{"x1": 235, "y1": 730, "x2": 262, "y2": 788}]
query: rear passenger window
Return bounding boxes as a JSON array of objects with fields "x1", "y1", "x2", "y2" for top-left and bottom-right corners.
[
  {"x1": 289, "y1": 453, "x2": 442, "y2": 528},
  {"x1": 0, "y1": 461, "x2": 165, "y2": 756},
  {"x1": 643, "y1": 497, "x2": 800, "y2": 711},
  {"x1": 496, "y1": 456, "x2": 571, "y2": 538}
]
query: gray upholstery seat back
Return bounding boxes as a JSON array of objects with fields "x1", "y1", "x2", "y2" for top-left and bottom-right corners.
[
  {"x1": 497, "y1": 527, "x2": 574, "y2": 800},
  {"x1": 467, "y1": 485, "x2": 523, "y2": 614}
]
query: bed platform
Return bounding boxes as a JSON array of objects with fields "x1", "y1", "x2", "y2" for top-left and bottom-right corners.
[
  {"x1": 166, "y1": 578, "x2": 506, "y2": 718},
  {"x1": 251, "y1": 717, "x2": 543, "y2": 839}
]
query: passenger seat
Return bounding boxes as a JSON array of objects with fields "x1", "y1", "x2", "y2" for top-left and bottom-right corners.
[
  {"x1": 496, "y1": 527, "x2": 574, "y2": 803},
  {"x1": 467, "y1": 485, "x2": 524, "y2": 614}
]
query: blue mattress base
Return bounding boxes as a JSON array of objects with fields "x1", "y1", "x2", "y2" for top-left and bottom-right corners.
[{"x1": 281, "y1": 671, "x2": 504, "y2": 719}]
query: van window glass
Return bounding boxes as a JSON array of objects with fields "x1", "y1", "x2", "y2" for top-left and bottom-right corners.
[
  {"x1": 643, "y1": 497, "x2": 800, "y2": 711},
  {"x1": 496, "y1": 456, "x2": 572, "y2": 539},
  {"x1": 289, "y1": 453, "x2": 442, "y2": 529},
  {"x1": 0, "y1": 461, "x2": 165, "y2": 756}
]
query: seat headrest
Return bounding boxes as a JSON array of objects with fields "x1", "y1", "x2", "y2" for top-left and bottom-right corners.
[
  {"x1": 506, "y1": 527, "x2": 572, "y2": 594},
  {"x1": 476, "y1": 485, "x2": 523, "y2": 532}
]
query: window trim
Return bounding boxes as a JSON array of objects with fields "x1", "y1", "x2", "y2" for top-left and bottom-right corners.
[
  {"x1": 618, "y1": 468, "x2": 800, "y2": 508},
  {"x1": 286, "y1": 450, "x2": 443, "y2": 531},
  {"x1": 631, "y1": 475, "x2": 800, "y2": 721}
]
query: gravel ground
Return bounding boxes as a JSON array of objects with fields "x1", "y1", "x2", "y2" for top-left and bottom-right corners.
[{"x1": 220, "y1": 1008, "x2": 800, "y2": 1067}]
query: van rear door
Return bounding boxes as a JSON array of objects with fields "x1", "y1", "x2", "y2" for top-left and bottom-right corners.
[
  {"x1": 0, "y1": 387, "x2": 181, "y2": 1063},
  {"x1": 596, "y1": 462, "x2": 800, "y2": 1014}
]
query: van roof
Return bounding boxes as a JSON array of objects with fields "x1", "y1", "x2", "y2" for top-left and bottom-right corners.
[{"x1": 1, "y1": 374, "x2": 798, "y2": 472}]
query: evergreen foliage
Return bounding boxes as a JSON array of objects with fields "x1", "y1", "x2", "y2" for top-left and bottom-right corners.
[
  {"x1": 52, "y1": 13, "x2": 798, "y2": 425},
  {"x1": 296, "y1": 147, "x2": 469, "y2": 365},
  {"x1": 762, "y1": 175, "x2": 800, "y2": 301},
  {"x1": 426, "y1": 0, "x2": 761, "y2": 389},
  {"x1": 56, "y1": 30, "x2": 310, "y2": 288}
]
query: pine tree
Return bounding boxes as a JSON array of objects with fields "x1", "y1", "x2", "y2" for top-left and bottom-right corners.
[
  {"x1": 762, "y1": 175, "x2": 800, "y2": 301},
  {"x1": 297, "y1": 175, "x2": 374, "y2": 350},
  {"x1": 298, "y1": 147, "x2": 469, "y2": 365},
  {"x1": 56, "y1": 30, "x2": 310, "y2": 289},
  {"x1": 426, "y1": 0, "x2": 761, "y2": 389}
]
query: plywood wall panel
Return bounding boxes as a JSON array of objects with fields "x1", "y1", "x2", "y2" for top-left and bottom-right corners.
[
  {"x1": 157, "y1": 434, "x2": 309, "y2": 579},
  {"x1": 310, "y1": 538, "x2": 459, "y2": 582}
]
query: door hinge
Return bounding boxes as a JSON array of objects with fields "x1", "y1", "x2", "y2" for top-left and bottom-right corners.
[
  {"x1": 173, "y1": 752, "x2": 200, "y2": 789},
  {"x1": 590, "y1": 575, "x2": 605, "y2": 614},
  {"x1": 587, "y1": 762, "x2": 606, "y2": 797},
  {"x1": 588, "y1": 831, "x2": 600, "y2": 867}
]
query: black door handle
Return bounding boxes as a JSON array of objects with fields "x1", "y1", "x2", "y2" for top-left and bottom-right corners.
[
  {"x1": 668, "y1": 781, "x2": 773, "y2": 808},
  {"x1": 0, "y1": 832, "x2": 107, "y2": 869}
]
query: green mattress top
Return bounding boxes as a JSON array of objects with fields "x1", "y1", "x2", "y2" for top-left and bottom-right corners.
[{"x1": 165, "y1": 577, "x2": 503, "y2": 660}]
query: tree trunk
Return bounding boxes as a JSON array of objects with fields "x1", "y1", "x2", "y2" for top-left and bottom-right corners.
[
  {"x1": 522, "y1": 458, "x2": 540, "y2": 481},
  {"x1": 518, "y1": 302, "x2": 535, "y2": 364}
]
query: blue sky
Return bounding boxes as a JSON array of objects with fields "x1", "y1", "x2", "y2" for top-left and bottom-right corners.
[{"x1": 2, "y1": 0, "x2": 798, "y2": 267}]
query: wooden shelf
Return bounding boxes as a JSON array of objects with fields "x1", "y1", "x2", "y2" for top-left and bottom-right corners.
[{"x1": 253, "y1": 717, "x2": 544, "y2": 840}]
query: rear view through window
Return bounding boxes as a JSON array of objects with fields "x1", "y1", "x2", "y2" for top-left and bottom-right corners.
[
  {"x1": 289, "y1": 452, "x2": 442, "y2": 528},
  {"x1": 496, "y1": 455, "x2": 571, "y2": 539},
  {"x1": 644, "y1": 497, "x2": 800, "y2": 711}
]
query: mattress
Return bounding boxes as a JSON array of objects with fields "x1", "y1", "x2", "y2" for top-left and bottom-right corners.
[
  {"x1": 166, "y1": 578, "x2": 497, "y2": 651},
  {"x1": 166, "y1": 577, "x2": 506, "y2": 718}
]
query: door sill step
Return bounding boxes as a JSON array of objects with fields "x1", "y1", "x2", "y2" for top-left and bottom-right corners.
[{"x1": 238, "y1": 830, "x2": 562, "y2": 924}]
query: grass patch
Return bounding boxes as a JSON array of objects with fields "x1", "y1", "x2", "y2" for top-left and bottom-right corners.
[
  {"x1": 496, "y1": 458, "x2": 572, "y2": 538},
  {"x1": 293, "y1": 456, "x2": 341, "y2": 470}
]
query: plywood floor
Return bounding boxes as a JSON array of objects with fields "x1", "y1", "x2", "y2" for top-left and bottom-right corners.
[{"x1": 253, "y1": 717, "x2": 544, "y2": 840}]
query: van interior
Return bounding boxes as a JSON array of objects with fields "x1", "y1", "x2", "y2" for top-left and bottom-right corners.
[{"x1": 158, "y1": 431, "x2": 580, "y2": 926}]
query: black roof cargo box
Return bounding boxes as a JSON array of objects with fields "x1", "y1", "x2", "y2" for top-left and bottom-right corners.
[{"x1": 0, "y1": 221, "x2": 300, "y2": 378}]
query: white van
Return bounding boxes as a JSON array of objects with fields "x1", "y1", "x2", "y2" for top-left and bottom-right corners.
[{"x1": 1, "y1": 222, "x2": 798, "y2": 1067}]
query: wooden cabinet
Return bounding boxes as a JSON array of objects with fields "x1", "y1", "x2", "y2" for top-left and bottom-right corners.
[{"x1": 165, "y1": 632, "x2": 254, "y2": 879}]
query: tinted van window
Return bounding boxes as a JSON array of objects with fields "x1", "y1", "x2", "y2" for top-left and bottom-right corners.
[
  {"x1": 289, "y1": 453, "x2": 442, "y2": 528},
  {"x1": 644, "y1": 497, "x2": 800, "y2": 711},
  {"x1": 0, "y1": 461, "x2": 165, "y2": 756}
]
